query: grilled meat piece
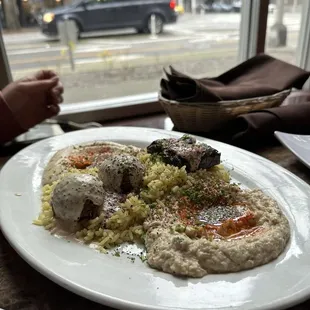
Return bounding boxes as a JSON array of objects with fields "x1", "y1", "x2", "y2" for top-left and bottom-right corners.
[{"x1": 147, "y1": 135, "x2": 221, "y2": 172}]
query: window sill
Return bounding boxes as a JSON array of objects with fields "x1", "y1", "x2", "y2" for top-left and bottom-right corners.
[{"x1": 56, "y1": 92, "x2": 163, "y2": 123}]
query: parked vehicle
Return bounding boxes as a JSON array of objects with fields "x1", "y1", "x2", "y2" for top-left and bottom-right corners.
[
  {"x1": 230, "y1": 1, "x2": 276, "y2": 14},
  {"x1": 197, "y1": 0, "x2": 237, "y2": 14},
  {"x1": 38, "y1": 0, "x2": 178, "y2": 38},
  {"x1": 196, "y1": 3, "x2": 213, "y2": 14},
  {"x1": 175, "y1": 4, "x2": 185, "y2": 15},
  {"x1": 212, "y1": 2, "x2": 233, "y2": 12},
  {"x1": 232, "y1": 0, "x2": 241, "y2": 12}
]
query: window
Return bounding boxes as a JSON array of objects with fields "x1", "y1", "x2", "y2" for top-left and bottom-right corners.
[
  {"x1": 0, "y1": 0, "x2": 309, "y2": 122},
  {"x1": 265, "y1": 0, "x2": 303, "y2": 65},
  {"x1": 1, "y1": 0, "x2": 241, "y2": 107}
]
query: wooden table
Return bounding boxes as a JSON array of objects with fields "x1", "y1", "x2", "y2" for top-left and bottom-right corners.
[{"x1": 1, "y1": 113, "x2": 310, "y2": 310}]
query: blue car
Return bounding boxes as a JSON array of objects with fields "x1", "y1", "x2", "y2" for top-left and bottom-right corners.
[{"x1": 38, "y1": 0, "x2": 178, "y2": 38}]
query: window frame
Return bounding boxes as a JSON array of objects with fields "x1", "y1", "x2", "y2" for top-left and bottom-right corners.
[
  {"x1": 56, "y1": 92, "x2": 161, "y2": 123},
  {"x1": 0, "y1": 29, "x2": 12, "y2": 90},
  {"x1": 238, "y1": 0, "x2": 268, "y2": 62},
  {"x1": 0, "y1": 0, "x2": 279, "y2": 123},
  {"x1": 296, "y1": 0, "x2": 310, "y2": 70}
]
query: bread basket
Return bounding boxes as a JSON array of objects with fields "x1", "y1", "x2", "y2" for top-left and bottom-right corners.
[{"x1": 159, "y1": 89, "x2": 291, "y2": 133}]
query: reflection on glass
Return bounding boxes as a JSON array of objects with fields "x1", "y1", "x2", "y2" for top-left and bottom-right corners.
[{"x1": 1, "y1": 0, "x2": 240, "y2": 103}]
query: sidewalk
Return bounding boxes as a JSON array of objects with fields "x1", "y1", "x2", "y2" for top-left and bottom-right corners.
[{"x1": 2, "y1": 27, "x2": 38, "y2": 35}]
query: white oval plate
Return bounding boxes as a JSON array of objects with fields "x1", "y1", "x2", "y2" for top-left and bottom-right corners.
[
  {"x1": 275, "y1": 131, "x2": 310, "y2": 169},
  {"x1": 1, "y1": 127, "x2": 310, "y2": 310}
]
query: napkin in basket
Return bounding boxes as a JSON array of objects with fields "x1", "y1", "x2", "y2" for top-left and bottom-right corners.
[
  {"x1": 161, "y1": 54, "x2": 310, "y2": 103},
  {"x1": 202, "y1": 93, "x2": 310, "y2": 147}
]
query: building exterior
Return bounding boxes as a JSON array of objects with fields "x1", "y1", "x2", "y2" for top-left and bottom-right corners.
[{"x1": 0, "y1": 0, "x2": 72, "y2": 28}]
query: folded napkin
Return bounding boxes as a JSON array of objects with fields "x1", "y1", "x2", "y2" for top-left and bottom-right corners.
[
  {"x1": 202, "y1": 99, "x2": 310, "y2": 147},
  {"x1": 161, "y1": 54, "x2": 310, "y2": 102}
]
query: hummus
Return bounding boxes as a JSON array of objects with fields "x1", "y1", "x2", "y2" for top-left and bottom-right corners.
[
  {"x1": 42, "y1": 141, "x2": 139, "y2": 186},
  {"x1": 144, "y1": 190, "x2": 290, "y2": 278}
]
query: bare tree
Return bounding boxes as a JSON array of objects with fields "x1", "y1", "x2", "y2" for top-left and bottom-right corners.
[{"x1": 3, "y1": 0, "x2": 20, "y2": 30}]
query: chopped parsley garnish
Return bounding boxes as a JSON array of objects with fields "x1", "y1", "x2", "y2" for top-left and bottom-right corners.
[
  {"x1": 114, "y1": 251, "x2": 120, "y2": 257},
  {"x1": 149, "y1": 203, "x2": 157, "y2": 209},
  {"x1": 138, "y1": 253, "x2": 147, "y2": 262},
  {"x1": 180, "y1": 134, "x2": 191, "y2": 141},
  {"x1": 181, "y1": 187, "x2": 204, "y2": 204}
]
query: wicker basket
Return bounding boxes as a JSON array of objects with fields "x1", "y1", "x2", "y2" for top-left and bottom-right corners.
[{"x1": 159, "y1": 89, "x2": 291, "y2": 133}]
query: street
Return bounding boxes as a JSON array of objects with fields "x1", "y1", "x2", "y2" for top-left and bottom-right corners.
[{"x1": 2, "y1": 12, "x2": 301, "y2": 103}]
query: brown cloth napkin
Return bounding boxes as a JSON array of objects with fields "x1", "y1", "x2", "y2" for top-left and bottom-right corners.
[
  {"x1": 203, "y1": 101, "x2": 310, "y2": 147},
  {"x1": 161, "y1": 54, "x2": 310, "y2": 102}
]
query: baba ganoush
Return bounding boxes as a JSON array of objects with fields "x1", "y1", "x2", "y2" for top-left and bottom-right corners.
[{"x1": 34, "y1": 135, "x2": 290, "y2": 278}]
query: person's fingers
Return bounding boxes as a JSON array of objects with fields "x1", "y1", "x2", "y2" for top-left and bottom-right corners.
[
  {"x1": 18, "y1": 70, "x2": 59, "y2": 83},
  {"x1": 47, "y1": 93, "x2": 57, "y2": 106},
  {"x1": 51, "y1": 85, "x2": 63, "y2": 97},
  {"x1": 24, "y1": 97, "x2": 60, "y2": 128},
  {"x1": 55, "y1": 81, "x2": 64, "y2": 94},
  {"x1": 49, "y1": 89, "x2": 63, "y2": 105},
  {"x1": 34, "y1": 70, "x2": 58, "y2": 81},
  {"x1": 19, "y1": 76, "x2": 34, "y2": 83},
  {"x1": 51, "y1": 89, "x2": 59, "y2": 98},
  {"x1": 48, "y1": 104, "x2": 60, "y2": 116},
  {"x1": 49, "y1": 96, "x2": 63, "y2": 105},
  {"x1": 21, "y1": 77, "x2": 59, "y2": 92},
  {"x1": 43, "y1": 104, "x2": 60, "y2": 120}
]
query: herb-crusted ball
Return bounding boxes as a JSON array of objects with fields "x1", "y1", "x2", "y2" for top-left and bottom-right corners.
[
  {"x1": 98, "y1": 154, "x2": 145, "y2": 193},
  {"x1": 51, "y1": 173, "x2": 104, "y2": 231}
]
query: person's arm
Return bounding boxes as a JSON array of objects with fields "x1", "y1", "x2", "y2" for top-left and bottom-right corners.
[{"x1": 0, "y1": 92, "x2": 26, "y2": 144}]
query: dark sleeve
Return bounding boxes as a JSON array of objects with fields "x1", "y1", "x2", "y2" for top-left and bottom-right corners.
[{"x1": 0, "y1": 91, "x2": 27, "y2": 144}]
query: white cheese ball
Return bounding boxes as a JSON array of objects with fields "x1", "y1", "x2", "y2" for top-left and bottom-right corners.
[
  {"x1": 98, "y1": 154, "x2": 145, "y2": 193},
  {"x1": 51, "y1": 173, "x2": 104, "y2": 228}
]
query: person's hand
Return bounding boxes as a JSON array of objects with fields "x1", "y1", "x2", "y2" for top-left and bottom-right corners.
[
  {"x1": 2, "y1": 70, "x2": 64, "y2": 130},
  {"x1": 21, "y1": 70, "x2": 64, "y2": 105}
]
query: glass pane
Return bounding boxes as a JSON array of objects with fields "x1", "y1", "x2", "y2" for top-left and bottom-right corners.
[
  {"x1": 2, "y1": 0, "x2": 241, "y2": 104},
  {"x1": 265, "y1": 0, "x2": 302, "y2": 64}
]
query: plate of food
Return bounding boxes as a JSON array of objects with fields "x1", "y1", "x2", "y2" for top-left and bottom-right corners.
[{"x1": 0, "y1": 126, "x2": 310, "y2": 310}]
